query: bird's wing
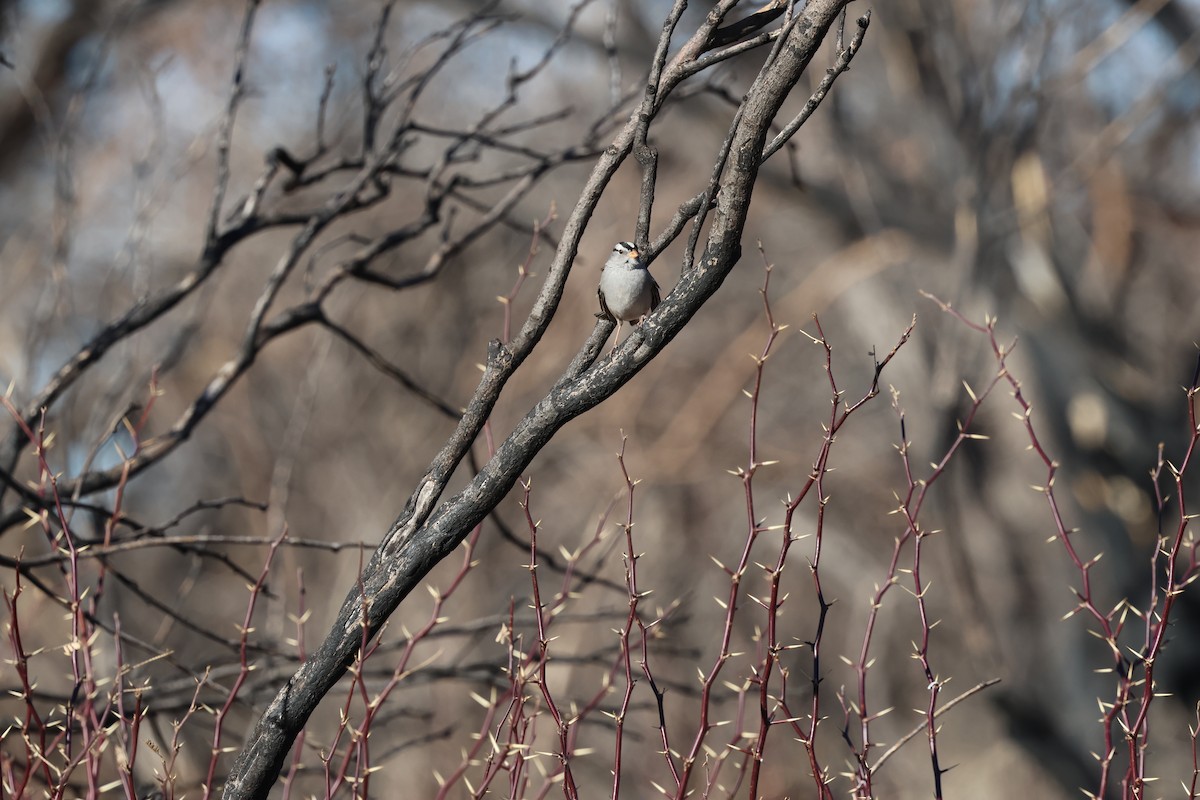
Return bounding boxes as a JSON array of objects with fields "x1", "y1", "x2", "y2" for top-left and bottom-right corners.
[
  {"x1": 650, "y1": 278, "x2": 661, "y2": 312},
  {"x1": 596, "y1": 283, "x2": 615, "y2": 320}
]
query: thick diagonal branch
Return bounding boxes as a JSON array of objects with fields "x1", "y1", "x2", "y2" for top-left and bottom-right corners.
[{"x1": 222, "y1": 1, "x2": 853, "y2": 796}]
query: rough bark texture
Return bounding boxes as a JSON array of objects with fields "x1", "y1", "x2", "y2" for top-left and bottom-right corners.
[{"x1": 222, "y1": 1, "x2": 850, "y2": 796}]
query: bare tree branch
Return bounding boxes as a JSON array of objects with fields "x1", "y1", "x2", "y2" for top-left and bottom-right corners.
[{"x1": 222, "y1": 0, "x2": 858, "y2": 795}]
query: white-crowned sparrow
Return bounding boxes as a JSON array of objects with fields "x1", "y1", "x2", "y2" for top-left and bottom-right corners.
[{"x1": 597, "y1": 241, "x2": 660, "y2": 346}]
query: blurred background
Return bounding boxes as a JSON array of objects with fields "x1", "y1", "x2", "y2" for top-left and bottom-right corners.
[{"x1": 1, "y1": 0, "x2": 1199, "y2": 797}]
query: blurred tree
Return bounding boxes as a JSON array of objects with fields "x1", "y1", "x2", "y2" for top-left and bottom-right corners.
[{"x1": 1, "y1": 1, "x2": 1199, "y2": 799}]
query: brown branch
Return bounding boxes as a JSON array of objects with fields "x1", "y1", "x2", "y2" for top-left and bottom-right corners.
[{"x1": 222, "y1": 0, "x2": 860, "y2": 796}]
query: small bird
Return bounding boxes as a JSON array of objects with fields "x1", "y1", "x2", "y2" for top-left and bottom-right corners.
[{"x1": 597, "y1": 241, "x2": 660, "y2": 349}]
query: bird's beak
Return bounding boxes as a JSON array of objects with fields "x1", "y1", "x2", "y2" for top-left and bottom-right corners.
[{"x1": 629, "y1": 249, "x2": 639, "y2": 259}]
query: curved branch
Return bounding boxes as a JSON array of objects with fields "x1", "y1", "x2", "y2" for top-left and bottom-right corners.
[{"x1": 222, "y1": 0, "x2": 856, "y2": 795}]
